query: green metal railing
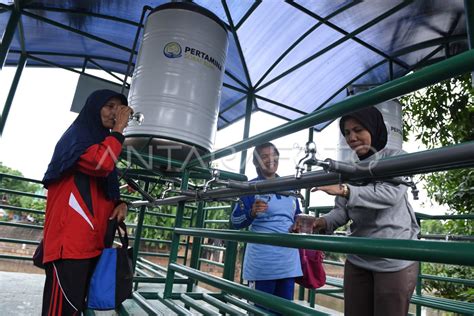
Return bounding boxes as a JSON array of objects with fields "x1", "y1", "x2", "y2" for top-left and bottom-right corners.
[
  {"x1": 1, "y1": 171, "x2": 473, "y2": 315},
  {"x1": 174, "y1": 228, "x2": 474, "y2": 266},
  {"x1": 0, "y1": 173, "x2": 196, "y2": 269}
]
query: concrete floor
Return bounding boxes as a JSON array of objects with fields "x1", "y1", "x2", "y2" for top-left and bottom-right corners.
[
  {"x1": 1, "y1": 271, "x2": 44, "y2": 316},
  {"x1": 0, "y1": 271, "x2": 130, "y2": 316}
]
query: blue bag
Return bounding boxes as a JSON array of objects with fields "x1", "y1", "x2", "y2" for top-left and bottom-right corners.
[{"x1": 87, "y1": 220, "x2": 133, "y2": 310}]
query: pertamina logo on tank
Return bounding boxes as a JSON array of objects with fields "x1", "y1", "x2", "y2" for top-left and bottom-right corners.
[
  {"x1": 163, "y1": 42, "x2": 182, "y2": 58},
  {"x1": 163, "y1": 42, "x2": 222, "y2": 71}
]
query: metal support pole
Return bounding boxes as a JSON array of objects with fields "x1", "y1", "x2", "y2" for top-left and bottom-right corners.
[
  {"x1": 132, "y1": 181, "x2": 150, "y2": 292},
  {"x1": 415, "y1": 217, "x2": 422, "y2": 316},
  {"x1": 239, "y1": 93, "x2": 254, "y2": 174},
  {"x1": 121, "y1": 5, "x2": 150, "y2": 93},
  {"x1": 222, "y1": 201, "x2": 238, "y2": 282},
  {"x1": 465, "y1": 0, "x2": 474, "y2": 86},
  {"x1": 299, "y1": 127, "x2": 314, "y2": 301},
  {"x1": 164, "y1": 170, "x2": 190, "y2": 298},
  {"x1": 187, "y1": 201, "x2": 205, "y2": 292},
  {"x1": 132, "y1": 181, "x2": 150, "y2": 270},
  {"x1": 0, "y1": 7, "x2": 20, "y2": 69},
  {"x1": 0, "y1": 53, "x2": 26, "y2": 136}
]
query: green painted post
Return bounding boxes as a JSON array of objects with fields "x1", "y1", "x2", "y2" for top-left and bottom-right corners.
[
  {"x1": 416, "y1": 217, "x2": 422, "y2": 316},
  {"x1": 182, "y1": 206, "x2": 194, "y2": 266},
  {"x1": 187, "y1": 201, "x2": 205, "y2": 292},
  {"x1": 299, "y1": 128, "x2": 314, "y2": 301},
  {"x1": 222, "y1": 201, "x2": 238, "y2": 282},
  {"x1": 163, "y1": 169, "x2": 190, "y2": 298},
  {"x1": 465, "y1": 0, "x2": 474, "y2": 85},
  {"x1": 132, "y1": 181, "x2": 150, "y2": 269},
  {"x1": 0, "y1": 7, "x2": 20, "y2": 69},
  {"x1": 309, "y1": 289, "x2": 316, "y2": 307},
  {"x1": 0, "y1": 53, "x2": 26, "y2": 135},
  {"x1": 121, "y1": 5, "x2": 150, "y2": 93},
  {"x1": 196, "y1": 207, "x2": 209, "y2": 272},
  {"x1": 234, "y1": 93, "x2": 253, "y2": 286},
  {"x1": 239, "y1": 93, "x2": 254, "y2": 174},
  {"x1": 132, "y1": 181, "x2": 149, "y2": 292}
]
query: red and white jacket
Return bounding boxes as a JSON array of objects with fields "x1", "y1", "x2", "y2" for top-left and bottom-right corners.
[{"x1": 43, "y1": 133, "x2": 123, "y2": 263}]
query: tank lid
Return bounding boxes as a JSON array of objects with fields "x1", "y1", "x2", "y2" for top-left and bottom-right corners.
[{"x1": 149, "y1": 2, "x2": 228, "y2": 33}]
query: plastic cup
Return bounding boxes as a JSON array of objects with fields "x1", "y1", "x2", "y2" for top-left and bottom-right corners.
[
  {"x1": 295, "y1": 214, "x2": 316, "y2": 234},
  {"x1": 254, "y1": 194, "x2": 271, "y2": 218},
  {"x1": 254, "y1": 194, "x2": 271, "y2": 204}
]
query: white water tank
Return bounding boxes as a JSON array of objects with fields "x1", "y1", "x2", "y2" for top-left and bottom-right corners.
[
  {"x1": 124, "y1": 2, "x2": 228, "y2": 165},
  {"x1": 337, "y1": 100, "x2": 403, "y2": 162}
]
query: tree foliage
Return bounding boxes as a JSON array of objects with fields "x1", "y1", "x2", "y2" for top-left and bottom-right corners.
[
  {"x1": 401, "y1": 72, "x2": 473, "y2": 221},
  {"x1": 0, "y1": 162, "x2": 46, "y2": 222},
  {"x1": 400, "y1": 73, "x2": 473, "y2": 301}
]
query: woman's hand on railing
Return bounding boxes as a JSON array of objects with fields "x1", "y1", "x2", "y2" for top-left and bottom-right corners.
[
  {"x1": 313, "y1": 217, "x2": 327, "y2": 234},
  {"x1": 289, "y1": 223, "x2": 299, "y2": 233}
]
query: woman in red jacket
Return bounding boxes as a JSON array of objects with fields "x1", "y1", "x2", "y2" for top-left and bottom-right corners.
[{"x1": 41, "y1": 89, "x2": 132, "y2": 315}]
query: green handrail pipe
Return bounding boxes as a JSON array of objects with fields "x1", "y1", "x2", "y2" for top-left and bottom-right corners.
[
  {"x1": 0, "y1": 254, "x2": 33, "y2": 261},
  {"x1": 189, "y1": 49, "x2": 474, "y2": 166},
  {"x1": 0, "y1": 221, "x2": 43, "y2": 229},
  {"x1": 222, "y1": 294, "x2": 273, "y2": 316},
  {"x1": 0, "y1": 237, "x2": 40, "y2": 245},
  {"x1": 198, "y1": 258, "x2": 225, "y2": 268},
  {"x1": 155, "y1": 295, "x2": 193, "y2": 316},
  {"x1": 420, "y1": 274, "x2": 474, "y2": 286},
  {"x1": 200, "y1": 244, "x2": 225, "y2": 251},
  {"x1": 175, "y1": 228, "x2": 474, "y2": 266},
  {"x1": 0, "y1": 188, "x2": 46, "y2": 199},
  {"x1": 0, "y1": 172, "x2": 42, "y2": 184},
  {"x1": 179, "y1": 293, "x2": 220, "y2": 315},
  {"x1": 169, "y1": 263, "x2": 330, "y2": 315},
  {"x1": 201, "y1": 293, "x2": 243, "y2": 316},
  {"x1": 416, "y1": 213, "x2": 474, "y2": 220},
  {"x1": 0, "y1": 204, "x2": 45, "y2": 215},
  {"x1": 137, "y1": 251, "x2": 184, "y2": 259},
  {"x1": 132, "y1": 277, "x2": 189, "y2": 284},
  {"x1": 131, "y1": 292, "x2": 161, "y2": 316}
]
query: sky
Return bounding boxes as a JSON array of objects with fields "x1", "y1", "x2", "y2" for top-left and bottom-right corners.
[{"x1": 0, "y1": 66, "x2": 447, "y2": 215}]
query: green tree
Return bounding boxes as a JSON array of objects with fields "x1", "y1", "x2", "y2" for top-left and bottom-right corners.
[
  {"x1": 0, "y1": 162, "x2": 46, "y2": 222},
  {"x1": 400, "y1": 73, "x2": 473, "y2": 301}
]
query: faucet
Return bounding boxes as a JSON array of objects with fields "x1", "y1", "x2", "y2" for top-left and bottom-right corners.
[
  {"x1": 161, "y1": 182, "x2": 174, "y2": 199},
  {"x1": 295, "y1": 141, "x2": 320, "y2": 178},
  {"x1": 203, "y1": 169, "x2": 222, "y2": 192}
]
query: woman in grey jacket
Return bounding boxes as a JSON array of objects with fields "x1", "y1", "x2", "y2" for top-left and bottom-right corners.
[{"x1": 313, "y1": 107, "x2": 420, "y2": 316}]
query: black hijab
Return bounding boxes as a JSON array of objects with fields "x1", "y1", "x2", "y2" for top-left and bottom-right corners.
[
  {"x1": 339, "y1": 107, "x2": 388, "y2": 160},
  {"x1": 42, "y1": 89, "x2": 127, "y2": 200}
]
